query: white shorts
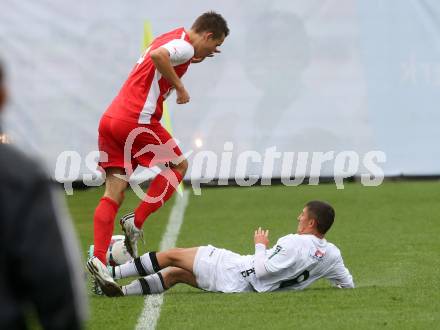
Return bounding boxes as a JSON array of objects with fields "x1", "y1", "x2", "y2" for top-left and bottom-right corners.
[{"x1": 193, "y1": 245, "x2": 253, "y2": 293}]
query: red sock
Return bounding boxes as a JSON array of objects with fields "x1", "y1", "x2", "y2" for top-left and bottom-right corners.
[
  {"x1": 93, "y1": 197, "x2": 119, "y2": 264},
  {"x1": 134, "y1": 168, "x2": 183, "y2": 229}
]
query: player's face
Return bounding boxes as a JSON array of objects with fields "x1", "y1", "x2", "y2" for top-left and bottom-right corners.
[
  {"x1": 196, "y1": 32, "x2": 225, "y2": 58},
  {"x1": 296, "y1": 207, "x2": 313, "y2": 234}
]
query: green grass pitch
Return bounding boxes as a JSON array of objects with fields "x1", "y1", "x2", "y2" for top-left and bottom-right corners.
[{"x1": 66, "y1": 181, "x2": 440, "y2": 329}]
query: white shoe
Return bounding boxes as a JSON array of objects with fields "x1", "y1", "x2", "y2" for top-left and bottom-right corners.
[
  {"x1": 87, "y1": 246, "x2": 102, "y2": 295},
  {"x1": 120, "y1": 213, "x2": 144, "y2": 258},
  {"x1": 88, "y1": 246, "x2": 116, "y2": 295},
  {"x1": 87, "y1": 256, "x2": 123, "y2": 297}
]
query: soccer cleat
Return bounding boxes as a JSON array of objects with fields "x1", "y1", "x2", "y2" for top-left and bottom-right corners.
[
  {"x1": 87, "y1": 256, "x2": 124, "y2": 297},
  {"x1": 120, "y1": 212, "x2": 144, "y2": 258},
  {"x1": 87, "y1": 246, "x2": 117, "y2": 295},
  {"x1": 88, "y1": 246, "x2": 102, "y2": 295},
  {"x1": 96, "y1": 277, "x2": 124, "y2": 297}
]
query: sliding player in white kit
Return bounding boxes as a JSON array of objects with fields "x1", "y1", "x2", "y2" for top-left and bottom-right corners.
[{"x1": 88, "y1": 201, "x2": 354, "y2": 296}]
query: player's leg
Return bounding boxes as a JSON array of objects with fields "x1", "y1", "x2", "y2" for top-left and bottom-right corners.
[
  {"x1": 114, "y1": 247, "x2": 199, "y2": 279},
  {"x1": 92, "y1": 167, "x2": 127, "y2": 264},
  {"x1": 157, "y1": 246, "x2": 197, "y2": 271},
  {"x1": 133, "y1": 158, "x2": 188, "y2": 230},
  {"x1": 88, "y1": 168, "x2": 130, "y2": 296},
  {"x1": 92, "y1": 115, "x2": 132, "y2": 264},
  {"x1": 87, "y1": 116, "x2": 132, "y2": 294},
  {"x1": 120, "y1": 159, "x2": 187, "y2": 257},
  {"x1": 161, "y1": 266, "x2": 198, "y2": 288},
  {"x1": 132, "y1": 126, "x2": 187, "y2": 230},
  {"x1": 121, "y1": 267, "x2": 198, "y2": 296},
  {"x1": 121, "y1": 126, "x2": 187, "y2": 255},
  {"x1": 99, "y1": 248, "x2": 198, "y2": 297}
]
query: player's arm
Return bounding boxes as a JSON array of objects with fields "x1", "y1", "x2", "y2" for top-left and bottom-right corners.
[
  {"x1": 150, "y1": 46, "x2": 189, "y2": 104},
  {"x1": 254, "y1": 231, "x2": 298, "y2": 280},
  {"x1": 325, "y1": 257, "x2": 355, "y2": 288},
  {"x1": 253, "y1": 227, "x2": 270, "y2": 278}
]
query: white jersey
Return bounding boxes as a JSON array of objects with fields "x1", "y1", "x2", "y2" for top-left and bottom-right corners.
[{"x1": 240, "y1": 234, "x2": 354, "y2": 292}]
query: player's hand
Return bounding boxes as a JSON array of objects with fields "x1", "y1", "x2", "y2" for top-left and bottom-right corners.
[
  {"x1": 254, "y1": 227, "x2": 269, "y2": 247},
  {"x1": 176, "y1": 86, "x2": 190, "y2": 104}
]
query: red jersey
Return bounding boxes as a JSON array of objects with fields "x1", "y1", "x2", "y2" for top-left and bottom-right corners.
[{"x1": 105, "y1": 27, "x2": 194, "y2": 124}]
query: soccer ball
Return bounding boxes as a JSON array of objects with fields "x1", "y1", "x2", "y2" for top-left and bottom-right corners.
[
  {"x1": 106, "y1": 235, "x2": 133, "y2": 266},
  {"x1": 88, "y1": 235, "x2": 132, "y2": 296},
  {"x1": 88, "y1": 235, "x2": 133, "y2": 267}
]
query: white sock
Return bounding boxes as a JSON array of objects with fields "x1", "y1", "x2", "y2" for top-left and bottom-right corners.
[
  {"x1": 114, "y1": 261, "x2": 137, "y2": 280},
  {"x1": 122, "y1": 280, "x2": 142, "y2": 296},
  {"x1": 114, "y1": 252, "x2": 160, "y2": 279},
  {"x1": 138, "y1": 252, "x2": 161, "y2": 274},
  {"x1": 122, "y1": 273, "x2": 166, "y2": 296}
]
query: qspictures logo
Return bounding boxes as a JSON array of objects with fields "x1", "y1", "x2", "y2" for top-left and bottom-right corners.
[
  {"x1": 115, "y1": 126, "x2": 186, "y2": 202},
  {"x1": 55, "y1": 134, "x2": 386, "y2": 197}
]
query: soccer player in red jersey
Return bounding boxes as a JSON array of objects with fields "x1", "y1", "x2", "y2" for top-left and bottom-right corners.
[{"x1": 87, "y1": 12, "x2": 229, "y2": 276}]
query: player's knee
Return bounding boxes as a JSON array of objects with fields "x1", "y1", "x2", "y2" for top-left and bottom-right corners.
[
  {"x1": 162, "y1": 267, "x2": 184, "y2": 288},
  {"x1": 103, "y1": 175, "x2": 128, "y2": 204},
  {"x1": 165, "y1": 268, "x2": 178, "y2": 284},
  {"x1": 104, "y1": 191, "x2": 125, "y2": 205},
  {"x1": 117, "y1": 191, "x2": 125, "y2": 204},
  {"x1": 104, "y1": 185, "x2": 126, "y2": 205}
]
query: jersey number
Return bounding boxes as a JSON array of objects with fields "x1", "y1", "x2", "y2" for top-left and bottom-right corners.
[{"x1": 279, "y1": 270, "x2": 310, "y2": 289}]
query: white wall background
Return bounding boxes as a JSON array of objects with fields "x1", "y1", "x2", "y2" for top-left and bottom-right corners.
[{"x1": 1, "y1": 0, "x2": 439, "y2": 179}]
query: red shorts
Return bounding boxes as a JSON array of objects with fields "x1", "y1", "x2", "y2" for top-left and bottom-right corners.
[{"x1": 98, "y1": 115, "x2": 183, "y2": 171}]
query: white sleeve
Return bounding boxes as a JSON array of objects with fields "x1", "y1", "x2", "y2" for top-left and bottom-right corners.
[
  {"x1": 325, "y1": 257, "x2": 355, "y2": 288},
  {"x1": 254, "y1": 237, "x2": 297, "y2": 279},
  {"x1": 254, "y1": 243, "x2": 269, "y2": 278},
  {"x1": 160, "y1": 39, "x2": 194, "y2": 66}
]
